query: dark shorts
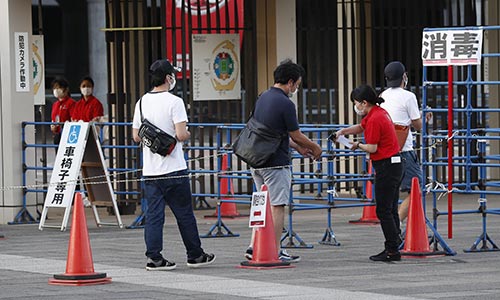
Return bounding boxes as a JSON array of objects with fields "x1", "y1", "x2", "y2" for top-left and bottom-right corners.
[{"x1": 400, "y1": 151, "x2": 422, "y2": 192}]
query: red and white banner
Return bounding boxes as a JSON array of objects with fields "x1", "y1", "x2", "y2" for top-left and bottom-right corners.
[{"x1": 166, "y1": 0, "x2": 244, "y2": 78}]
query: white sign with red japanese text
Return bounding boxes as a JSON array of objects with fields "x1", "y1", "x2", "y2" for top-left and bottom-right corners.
[
  {"x1": 15, "y1": 32, "x2": 30, "y2": 92},
  {"x1": 44, "y1": 122, "x2": 89, "y2": 209},
  {"x1": 422, "y1": 29, "x2": 483, "y2": 66},
  {"x1": 249, "y1": 191, "x2": 268, "y2": 228}
]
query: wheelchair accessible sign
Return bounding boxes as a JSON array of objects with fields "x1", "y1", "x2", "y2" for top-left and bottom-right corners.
[{"x1": 44, "y1": 122, "x2": 89, "y2": 209}]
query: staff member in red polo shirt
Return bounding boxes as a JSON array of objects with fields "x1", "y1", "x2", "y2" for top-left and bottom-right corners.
[
  {"x1": 51, "y1": 77, "x2": 75, "y2": 147},
  {"x1": 335, "y1": 84, "x2": 403, "y2": 262},
  {"x1": 71, "y1": 76, "x2": 104, "y2": 122}
]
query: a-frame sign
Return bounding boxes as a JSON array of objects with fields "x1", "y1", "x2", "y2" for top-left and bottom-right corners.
[{"x1": 39, "y1": 122, "x2": 123, "y2": 231}]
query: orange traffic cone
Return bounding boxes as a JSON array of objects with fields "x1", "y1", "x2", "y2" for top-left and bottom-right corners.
[
  {"x1": 401, "y1": 177, "x2": 444, "y2": 257},
  {"x1": 49, "y1": 193, "x2": 112, "y2": 286},
  {"x1": 350, "y1": 160, "x2": 380, "y2": 224},
  {"x1": 205, "y1": 153, "x2": 244, "y2": 218},
  {"x1": 240, "y1": 185, "x2": 294, "y2": 269}
]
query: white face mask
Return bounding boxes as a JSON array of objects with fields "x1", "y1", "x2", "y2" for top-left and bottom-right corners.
[
  {"x1": 53, "y1": 88, "x2": 64, "y2": 99},
  {"x1": 167, "y1": 75, "x2": 176, "y2": 91},
  {"x1": 80, "y1": 87, "x2": 93, "y2": 96},
  {"x1": 288, "y1": 88, "x2": 298, "y2": 98},
  {"x1": 354, "y1": 103, "x2": 365, "y2": 116},
  {"x1": 403, "y1": 74, "x2": 408, "y2": 88}
]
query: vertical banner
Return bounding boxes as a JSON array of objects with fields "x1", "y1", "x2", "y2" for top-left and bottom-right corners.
[
  {"x1": 249, "y1": 191, "x2": 267, "y2": 228},
  {"x1": 32, "y1": 35, "x2": 45, "y2": 105},
  {"x1": 192, "y1": 34, "x2": 241, "y2": 100},
  {"x1": 14, "y1": 32, "x2": 30, "y2": 92}
]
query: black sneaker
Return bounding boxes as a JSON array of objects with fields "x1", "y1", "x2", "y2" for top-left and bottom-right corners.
[
  {"x1": 244, "y1": 247, "x2": 253, "y2": 260},
  {"x1": 279, "y1": 249, "x2": 301, "y2": 263},
  {"x1": 369, "y1": 250, "x2": 401, "y2": 262},
  {"x1": 146, "y1": 258, "x2": 176, "y2": 271},
  {"x1": 187, "y1": 253, "x2": 216, "y2": 268}
]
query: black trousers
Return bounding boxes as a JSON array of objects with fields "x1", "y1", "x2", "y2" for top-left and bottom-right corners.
[{"x1": 372, "y1": 156, "x2": 403, "y2": 252}]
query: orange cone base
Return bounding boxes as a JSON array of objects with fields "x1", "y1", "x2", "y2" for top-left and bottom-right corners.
[
  {"x1": 239, "y1": 260, "x2": 294, "y2": 269},
  {"x1": 401, "y1": 250, "x2": 447, "y2": 257},
  {"x1": 49, "y1": 272, "x2": 112, "y2": 286}
]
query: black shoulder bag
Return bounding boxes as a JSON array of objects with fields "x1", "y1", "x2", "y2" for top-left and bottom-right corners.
[
  {"x1": 232, "y1": 112, "x2": 286, "y2": 168},
  {"x1": 137, "y1": 96, "x2": 177, "y2": 156}
]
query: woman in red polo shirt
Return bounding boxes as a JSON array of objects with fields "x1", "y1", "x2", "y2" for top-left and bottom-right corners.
[
  {"x1": 335, "y1": 84, "x2": 403, "y2": 262},
  {"x1": 51, "y1": 77, "x2": 75, "y2": 147},
  {"x1": 71, "y1": 76, "x2": 104, "y2": 122}
]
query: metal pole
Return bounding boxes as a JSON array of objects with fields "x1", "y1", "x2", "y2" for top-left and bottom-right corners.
[{"x1": 447, "y1": 65, "x2": 453, "y2": 238}]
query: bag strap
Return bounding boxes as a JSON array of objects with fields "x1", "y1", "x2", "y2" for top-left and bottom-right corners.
[{"x1": 139, "y1": 96, "x2": 144, "y2": 122}]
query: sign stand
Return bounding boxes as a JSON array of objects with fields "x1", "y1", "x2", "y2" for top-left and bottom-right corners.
[{"x1": 39, "y1": 122, "x2": 123, "y2": 231}]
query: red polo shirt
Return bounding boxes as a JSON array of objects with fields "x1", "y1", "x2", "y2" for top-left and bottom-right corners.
[
  {"x1": 71, "y1": 96, "x2": 104, "y2": 122},
  {"x1": 51, "y1": 96, "x2": 75, "y2": 133},
  {"x1": 360, "y1": 105, "x2": 399, "y2": 161}
]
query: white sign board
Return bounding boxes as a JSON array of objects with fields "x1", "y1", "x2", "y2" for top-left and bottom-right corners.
[
  {"x1": 192, "y1": 33, "x2": 241, "y2": 100},
  {"x1": 45, "y1": 122, "x2": 89, "y2": 208},
  {"x1": 14, "y1": 32, "x2": 30, "y2": 92},
  {"x1": 422, "y1": 29, "x2": 483, "y2": 66},
  {"x1": 40, "y1": 122, "x2": 123, "y2": 231},
  {"x1": 249, "y1": 191, "x2": 268, "y2": 228},
  {"x1": 32, "y1": 35, "x2": 45, "y2": 105}
]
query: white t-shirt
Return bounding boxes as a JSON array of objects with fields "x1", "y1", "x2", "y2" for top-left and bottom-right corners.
[
  {"x1": 132, "y1": 91, "x2": 188, "y2": 176},
  {"x1": 380, "y1": 87, "x2": 421, "y2": 151}
]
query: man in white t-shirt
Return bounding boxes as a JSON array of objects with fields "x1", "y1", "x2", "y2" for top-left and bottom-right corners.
[
  {"x1": 132, "y1": 59, "x2": 215, "y2": 271},
  {"x1": 380, "y1": 61, "x2": 430, "y2": 226}
]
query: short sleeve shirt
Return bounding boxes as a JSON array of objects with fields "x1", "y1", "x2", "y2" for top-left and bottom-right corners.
[
  {"x1": 253, "y1": 87, "x2": 299, "y2": 167},
  {"x1": 51, "y1": 96, "x2": 76, "y2": 133},
  {"x1": 71, "y1": 96, "x2": 104, "y2": 122},
  {"x1": 361, "y1": 105, "x2": 400, "y2": 161},
  {"x1": 132, "y1": 91, "x2": 188, "y2": 176},
  {"x1": 380, "y1": 88, "x2": 421, "y2": 151}
]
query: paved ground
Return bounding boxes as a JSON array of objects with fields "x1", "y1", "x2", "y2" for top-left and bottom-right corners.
[{"x1": 1, "y1": 194, "x2": 500, "y2": 300}]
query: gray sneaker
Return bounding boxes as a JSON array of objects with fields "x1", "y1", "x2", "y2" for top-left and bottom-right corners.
[
  {"x1": 146, "y1": 258, "x2": 176, "y2": 271},
  {"x1": 187, "y1": 253, "x2": 216, "y2": 268}
]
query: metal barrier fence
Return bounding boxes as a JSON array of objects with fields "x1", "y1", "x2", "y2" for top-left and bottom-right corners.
[
  {"x1": 422, "y1": 25, "x2": 500, "y2": 253},
  {"x1": 13, "y1": 121, "x2": 383, "y2": 246}
]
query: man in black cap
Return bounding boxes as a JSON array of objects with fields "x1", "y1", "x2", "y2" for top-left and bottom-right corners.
[
  {"x1": 380, "y1": 61, "x2": 431, "y2": 228},
  {"x1": 132, "y1": 59, "x2": 215, "y2": 271}
]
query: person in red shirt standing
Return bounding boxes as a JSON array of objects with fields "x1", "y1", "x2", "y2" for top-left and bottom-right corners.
[
  {"x1": 51, "y1": 77, "x2": 75, "y2": 147},
  {"x1": 71, "y1": 77, "x2": 104, "y2": 122},
  {"x1": 335, "y1": 84, "x2": 403, "y2": 262}
]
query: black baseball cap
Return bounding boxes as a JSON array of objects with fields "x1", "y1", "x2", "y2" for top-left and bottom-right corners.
[
  {"x1": 384, "y1": 61, "x2": 406, "y2": 88},
  {"x1": 149, "y1": 59, "x2": 181, "y2": 77}
]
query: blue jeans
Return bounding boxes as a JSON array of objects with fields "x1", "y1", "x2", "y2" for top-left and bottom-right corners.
[
  {"x1": 143, "y1": 169, "x2": 204, "y2": 261},
  {"x1": 372, "y1": 156, "x2": 403, "y2": 252}
]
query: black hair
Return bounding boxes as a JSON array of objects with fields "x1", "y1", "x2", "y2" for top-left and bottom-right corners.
[
  {"x1": 350, "y1": 84, "x2": 385, "y2": 105},
  {"x1": 150, "y1": 59, "x2": 175, "y2": 87},
  {"x1": 51, "y1": 77, "x2": 70, "y2": 89},
  {"x1": 80, "y1": 76, "x2": 94, "y2": 87},
  {"x1": 273, "y1": 59, "x2": 305, "y2": 85}
]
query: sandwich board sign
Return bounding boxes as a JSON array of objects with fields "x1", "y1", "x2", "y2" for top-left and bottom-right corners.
[{"x1": 39, "y1": 122, "x2": 123, "y2": 231}]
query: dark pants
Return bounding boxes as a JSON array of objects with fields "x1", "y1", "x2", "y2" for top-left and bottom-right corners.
[
  {"x1": 372, "y1": 156, "x2": 403, "y2": 252},
  {"x1": 143, "y1": 169, "x2": 204, "y2": 261}
]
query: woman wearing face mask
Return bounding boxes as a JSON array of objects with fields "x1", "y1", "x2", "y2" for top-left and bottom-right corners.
[
  {"x1": 71, "y1": 76, "x2": 104, "y2": 122},
  {"x1": 335, "y1": 84, "x2": 403, "y2": 262},
  {"x1": 51, "y1": 77, "x2": 75, "y2": 146}
]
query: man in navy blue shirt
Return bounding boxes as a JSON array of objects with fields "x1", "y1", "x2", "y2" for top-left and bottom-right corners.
[{"x1": 245, "y1": 60, "x2": 322, "y2": 263}]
